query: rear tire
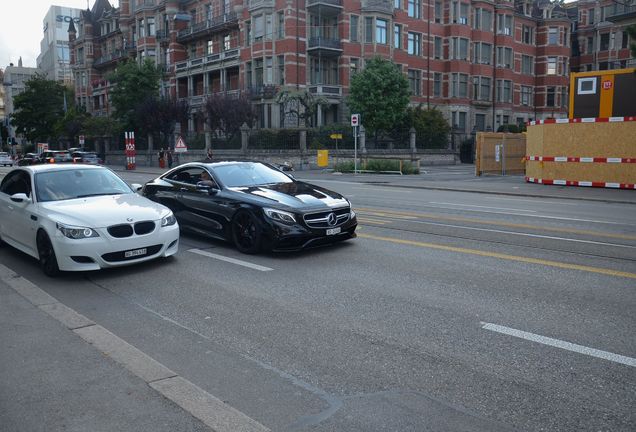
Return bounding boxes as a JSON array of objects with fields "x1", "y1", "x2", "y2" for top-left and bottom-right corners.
[
  {"x1": 231, "y1": 211, "x2": 262, "y2": 254},
  {"x1": 37, "y1": 231, "x2": 60, "y2": 277}
]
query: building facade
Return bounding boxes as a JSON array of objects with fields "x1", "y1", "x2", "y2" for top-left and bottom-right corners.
[
  {"x1": 2, "y1": 59, "x2": 41, "y2": 145},
  {"x1": 37, "y1": 5, "x2": 83, "y2": 84},
  {"x1": 69, "y1": 0, "x2": 572, "y2": 138},
  {"x1": 567, "y1": 0, "x2": 635, "y2": 73}
]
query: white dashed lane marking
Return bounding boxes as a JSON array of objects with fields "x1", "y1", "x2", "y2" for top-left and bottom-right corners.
[{"x1": 188, "y1": 248, "x2": 274, "y2": 271}]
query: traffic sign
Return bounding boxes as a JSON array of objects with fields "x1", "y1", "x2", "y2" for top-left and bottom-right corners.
[
  {"x1": 79, "y1": 135, "x2": 85, "y2": 146},
  {"x1": 329, "y1": 133, "x2": 343, "y2": 140},
  {"x1": 175, "y1": 135, "x2": 188, "y2": 153},
  {"x1": 351, "y1": 114, "x2": 360, "y2": 127}
]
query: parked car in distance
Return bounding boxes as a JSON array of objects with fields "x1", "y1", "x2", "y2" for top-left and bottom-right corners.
[
  {"x1": 39, "y1": 150, "x2": 72, "y2": 164},
  {"x1": 17, "y1": 153, "x2": 40, "y2": 166},
  {"x1": 0, "y1": 165, "x2": 180, "y2": 276},
  {"x1": 142, "y1": 161, "x2": 357, "y2": 253},
  {"x1": 0, "y1": 152, "x2": 13, "y2": 166},
  {"x1": 72, "y1": 151, "x2": 101, "y2": 165}
]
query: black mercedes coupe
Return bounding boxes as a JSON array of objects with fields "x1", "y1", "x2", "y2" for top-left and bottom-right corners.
[{"x1": 141, "y1": 161, "x2": 357, "y2": 253}]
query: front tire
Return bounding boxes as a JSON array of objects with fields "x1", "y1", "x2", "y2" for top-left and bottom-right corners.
[
  {"x1": 232, "y1": 211, "x2": 262, "y2": 254},
  {"x1": 37, "y1": 231, "x2": 60, "y2": 277}
]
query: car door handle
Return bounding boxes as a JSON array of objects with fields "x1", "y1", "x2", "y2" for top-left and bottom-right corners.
[
  {"x1": 180, "y1": 188, "x2": 188, "y2": 192},
  {"x1": 31, "y1": 215, "x2": 38, "y2": 221}
]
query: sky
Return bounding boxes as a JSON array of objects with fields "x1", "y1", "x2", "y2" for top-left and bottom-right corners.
[{"x1": 0, "y1": 0, "x2": 117, "y2": 69}]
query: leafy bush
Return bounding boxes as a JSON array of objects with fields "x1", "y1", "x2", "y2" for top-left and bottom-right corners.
[{"x1": 334, "y1": 159, "x2": 419, "y2": 174}]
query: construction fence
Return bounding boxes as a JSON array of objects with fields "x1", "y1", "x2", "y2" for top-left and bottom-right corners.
[{"x1": 475, "y1": 132, "x2": 526, "y2": 176}]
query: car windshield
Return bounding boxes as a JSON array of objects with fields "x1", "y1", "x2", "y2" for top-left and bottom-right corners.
[
  {"x1": 35, "y1": 168, "x2": 133, "y2": 202},
  {"x1": 213, "y1": 162, "x2": 293, "y2": 187}
]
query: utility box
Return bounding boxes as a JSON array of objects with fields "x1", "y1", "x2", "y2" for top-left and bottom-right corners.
[
  {"x1": 569, "y1": 68, "x2": 636, "y2": 119},
  {"x1": 317, "y1": 150, "x2": 329, "y2": 167}
]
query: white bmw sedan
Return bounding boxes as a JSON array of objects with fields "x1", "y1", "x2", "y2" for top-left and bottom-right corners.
[{"x1": 0, "y1": 165, "x2": 179, "y2": 276}]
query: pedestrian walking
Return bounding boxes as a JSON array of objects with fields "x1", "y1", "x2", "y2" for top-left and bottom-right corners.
[
  {"x1": 205, "y1": 148, "x2": 213, "y2": 162},
  {"x1": 167, "y1": 149, "x2": 173, "y2": 169},
  {"x1": 158, "y1": 148, "x2": 165, "y2": 168}
]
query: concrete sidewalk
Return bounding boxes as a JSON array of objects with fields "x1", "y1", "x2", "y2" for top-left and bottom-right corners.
[
  {"x1": 0, "y1": 265, "x2": 269, "y2": 432},
  {"x1": 110, "y1": 163, "x2": 636, "y2": 205}
]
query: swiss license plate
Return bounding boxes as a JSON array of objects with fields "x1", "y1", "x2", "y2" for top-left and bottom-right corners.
[
  {"x1": 124, "y1": 248, "x2": 147, "y2": 258},
  {"x1": 326, "y1": 227, "x2": 341, "y2": 236}
]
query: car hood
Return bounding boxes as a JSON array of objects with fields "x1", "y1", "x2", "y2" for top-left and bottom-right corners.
[
  {"x1": 39, "y1": 193, "x2": 171, "y2": 228},
  {"x1": 229, "y1": 181, "x2": 349, "y2": 211}
]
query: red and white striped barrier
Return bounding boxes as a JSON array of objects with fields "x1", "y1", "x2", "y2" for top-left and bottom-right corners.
[
  {"x1": 526, "y1": 177, "x2": 635, "y2": 189},
  {"x1": 528, "y1": 116, "x2": 636, "y2": 126},
  {"x1": 526, "y1": 156, "x2": 636, "y2": 163}
]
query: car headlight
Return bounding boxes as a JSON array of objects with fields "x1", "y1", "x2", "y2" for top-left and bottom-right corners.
[
  {"x1": 56, "y1": 222, "x2": 100, "y2": 239},
  {"x1": 161, "y1": 213, "x2": 177, "y2": 227},
  {"x1": 263, "y1": 207, "x2": 296, "y2": 224}
]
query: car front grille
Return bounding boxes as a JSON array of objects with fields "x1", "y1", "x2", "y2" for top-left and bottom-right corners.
[
  {"x1": 303, "y1": 207, "x2": 350, "y2": 228},
  {"x1": 107, "y1": 221, "x2": 155, "y2": 238},
  {"x1": 101, "y1": 244, "x2": 163, "y2": 262}
]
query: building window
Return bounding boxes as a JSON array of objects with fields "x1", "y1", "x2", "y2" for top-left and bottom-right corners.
[
  {"x1": 147, "y1": 17, "x2": 155, "y2": 36},
  {"x1": 395, "y1": 0, "x2": 401, "y2": 9},
  {"x1": 548, "y1": 27, "x2": 558, "y2": 45},
  {"x1": 434, "y1": 72, "x2": 442, "y2": 97},
  {"x1": 521, "y1": 86, "x2": 532, "y2": 106},
  {"x1": 473, "y1": 42, "x2": 491, "y2": 64},
  {"x1": 523, "y1": 25, "x2": 533, "y2": 44},
  {"x1": 497, "y1": 14, "x2": 512, "y2": 35},
  {"x1": 376, "y1": 19, "x2": 388, "y2": 44},
  {"x1": 139, "y1": 19, "x2": 145, "y2": 38},
  {"x1": 350, "y1": 57, "x2": 359, "y2": 81},
  {"x1": 224, "y1": 34, "x2": 231, "y2": 50},
  {"x1": 546, "y1": 86, "x2": 555, "y2": 107},
  {"x1": 451, "y1": 1, "x2": 469, "y2": 24},
  {"x1": 600, "y1": 33, "x2": 610, "y2": 50},
  {"x1": 588, "y1": 9, "x2": 595, "y2": 24},
  {"x1": 496, "y1": 47, "x2": 512, "y2": 68},
  {"x1": 265, "y1": 13, "x2": 273, "y2": 39},
  {"x1": 394, "y1": 24, "x2": 402, "y2": 49},
  {"x1": 255, "y1": 58, "x2": 263, "y2": 85},
  {"x1": 265, "y1": 57, "x2": 273, "y2": 84},
  {"x1": 451, "y1": 73, "x2": 468, "y2": 98},
  {"x1": 246, "y1": 61, "x2": 252, "y2": 87},
  {"x1": 246, "y1": 20, "x2": 251, "y2": 45},
  {"x1": 365, "y1": 17, "x2": 373, "y2": 43},
  {"x1": 561, "y1": 87, "x2": 567, "y2": 108},
  {"x1": 407, "y1": 32, "x2": 421, "y2": 55},
  {"x1": 254, "y1": 15, "x2": 264, "y2": 40},
  {"x1": 586, "y1": 36, "x2": 594, "y2": 53},
  {"x1": 472, "y1": 76, "x2": 491, "y2": 101},
  {"x1": 451, "y1": 37, "x2": 469, "y2": 60},
  {"x1": 207, "y1": 40, "x2": 214, "y2": 54},
  {"x1": 521, "y1": 55, "x2": 533, "y2": 75},
  {"x1": 434, "y1": 37, "x2": 443, "y2": 59},
  {"x1": 278, "y1": 55, "x2": 285, "y2": 85},
  {"x1": 435, "y1": 1, "x2": 442, "y2": 23},
  {"x1": 408, "y1": 70, "x2": 421, "y2": 95},
  {"x1": 350, "y1": 15, "x2": 359, "y2": 42},
  {"x1": 547, "y1": 57, "x2": 557, "y2": 75},
  {"x1": 474, "y1": 8, "x2": 492, "y2": 31},
  {"x1": 452, "y1": 111, "x2": 467, "y2": 131},
  {"x1": 408, "y1": 0, "x2": 421, "y2": 19},
  {"x1": 496, "y1": 79, "x2": 512, "y2": 103},
  {"x1": 277, "y1": 12, "x2": 285, "y2": 39},
  {"x1": 622, "y1": 31, "x2": 629, "y2": 49}
]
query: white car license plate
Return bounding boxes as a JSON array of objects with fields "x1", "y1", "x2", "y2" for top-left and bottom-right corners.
[
  {"x1": 326, "y1": 227, "x2": 341, "y2": 236},
  {"x1": 124, "y1": 248, "x2": 147, "y2": 258}
]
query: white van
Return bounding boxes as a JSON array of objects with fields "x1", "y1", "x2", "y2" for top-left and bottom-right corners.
[{"x1": 0, "y1": 152, "x2": 13, "y2": 166}]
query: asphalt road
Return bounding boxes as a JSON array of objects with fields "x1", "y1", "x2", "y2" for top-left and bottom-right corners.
[{"x1": 1, "y1": 167, "x2": 634, "y2": 431}]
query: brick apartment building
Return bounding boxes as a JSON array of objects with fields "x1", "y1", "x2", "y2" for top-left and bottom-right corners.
[
  {"x1": 566, "y1": 0, "x2": 635, "y2": 73},
  {"x1": 69, "y1": 0, "x2": 574, "y2": 139}
]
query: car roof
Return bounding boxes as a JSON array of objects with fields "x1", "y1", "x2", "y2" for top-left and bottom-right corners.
[{"x1": 17, "y1": 164, "x2": 105, "y2": 174}]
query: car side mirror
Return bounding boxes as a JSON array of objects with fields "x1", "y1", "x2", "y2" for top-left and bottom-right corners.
[
  {"x1": 131, "y1": 183, "x2": 143, "y2": 192},
  {"x1": 196, "y1": 181, "x2": 218, "y2": 195},
  {"x1": 10, "y1": 193, "x2": 30, "y2": 203}
]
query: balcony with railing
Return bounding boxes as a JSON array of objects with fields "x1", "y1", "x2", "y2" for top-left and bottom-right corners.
[
  {"x1": 177, "y1": 13, "x2": 239, "y2": 42},
  {"x1": 361, "y1": 0, "x2": 393, "y2": 14},
  {"x1": 606, "y1": 4, "x2": 636, "y2": 21},
  {"x1": 249, "y1": 0, "x2": 275, "y2": 10},
  {"x1": 156, "y1": 28, "x2": 170, "y2": 42},
  {"x1": 94, "y1": 49, "x2": 127, "y2": 68},
  {"x1": 307, "y1": 37, "x2": 343, "y2": 56},
  {"x1": 135, "y1": 0, "x2": 158, "y2": 12},
  {"x1": 248, "y1": 84, "x2": 279, "y2": 99},
  {"x1": 308, "y1": 84, "x2": 342, "y2": 97},
  {"x1": 174, "y1": 49, "x2": 241, "y2": 75},
  {"x1": 307, "y1": 0, "x2": 343, "y2": 16}
]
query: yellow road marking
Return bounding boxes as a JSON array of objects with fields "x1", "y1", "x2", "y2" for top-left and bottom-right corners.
[
  {"x1": 358, "y1": 233, "x2": 636, "y2": 280},
  {"x1": 357, "y1": 207, "x2": 636, "y2": 241}
]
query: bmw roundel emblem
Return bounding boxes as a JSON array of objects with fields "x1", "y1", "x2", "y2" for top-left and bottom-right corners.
[{"x1": 327, "y1": 213, "x2": 337, "y2": 226}]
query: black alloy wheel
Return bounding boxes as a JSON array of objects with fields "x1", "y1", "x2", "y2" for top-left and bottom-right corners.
[
  {"x1": 232, "y1": 211, "x2": 262, "y2": 254},
  {"x1": 37, "y1": 231, "x2": 60, "y2": 277}
]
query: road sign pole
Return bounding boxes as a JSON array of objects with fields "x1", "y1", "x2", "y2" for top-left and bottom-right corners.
[{"x1": 354, "y1": 126, "x2": 358, "y2": 175}]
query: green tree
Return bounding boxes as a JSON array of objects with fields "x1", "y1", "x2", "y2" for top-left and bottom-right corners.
[
  {"x1": 137, "y1": 96, "x2": 190, "y2": 147},
  {"x1": 406, "y1": 106, "x2": 450, "y2": 149},
  {"x1": 11, "y1": 74, "x2": 65, "y2": 143},
  {"x1": 347, "y1": 57, "x2": 410, "y2": 135},
  {"x1": 55, "y1": 106, "x2": 89, "y2": 146},
  {"x1": 108, "y1": 59, "x2": 160, "y2": 129},
  {"x1": 204, "y1": 94, "x2": 254, "y2": 140},
  {"x1": 276, "y1": 89, "x2": 327, "y2": 128}
]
